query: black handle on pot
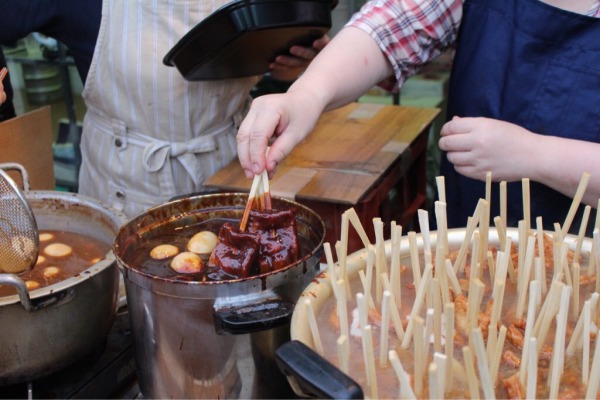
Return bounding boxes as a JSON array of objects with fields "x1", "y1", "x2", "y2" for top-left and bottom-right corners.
[
  {"x1": 275, "y1": 340, "x2": 363, "y2": 399},
  {"x1": 213, "y1": 298, "x2": 295, "y2": 335}
]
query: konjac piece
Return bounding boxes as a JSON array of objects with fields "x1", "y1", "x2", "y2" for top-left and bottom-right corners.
[
  {"x1": 208, "y1": 222, "x2": 260, "y2": 278},
  {"x1": 247, "y1": 208, "x2": 298, "y2": 274}
]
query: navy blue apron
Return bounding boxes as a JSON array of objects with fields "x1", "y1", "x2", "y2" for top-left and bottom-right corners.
[{"x1": 442, "y1": 0, "x2": 600, "y2": 234}]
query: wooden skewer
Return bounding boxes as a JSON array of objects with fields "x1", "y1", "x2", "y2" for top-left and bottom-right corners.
[
  {"x1": 445, "y1": 259, "x2": 462, "y2": 297},
  {"x1": 402, "y1": 264, "x2": 433, "y2": 348},
  {"x1": 572, "y1": 262, "x2": 581, "y2": 322},
  {"x1": 344, "y1": 207, "x2": 372, "y2": 249},
  {"x1": 390, "y1": 225, "x2": 402, "y2": 309},
  {"x1": 379, "y1": 290, "x2": 391, "y2": 368},
  {"x1": 418, "y1": 209, "x2": 432, "y2": 267},
  {"x1": 362, "y1": 325, "x2": 378, "y2": 399},
  {"x1": 428, "y1": 362, "x2": 438, "y2": 400},
  {"x1": 356, "y1": 292, "x2": 368, "y2": 330},
  {"x1": 535, "y1": 217, "x2": 548, "y2": 294},
  {"x1": 454, "y1": 199, "x2": 485, "y2": 274},
  {"x1": 574, "y1": 205, "x2": 591, "y2": 264},
  {"x1": 535, "y1": 280, "x2": 563, "y2": 356},
  {"x1": 562, "y1": 172, "x2": 590, "y2": 237},
  {"x1": 413, "y1": 315, "x2": 426, "y2": 396},
  {"x1": 585, "y1": 329, "x2": 600, "y2": 399},
  {"x1": 435, "y1": 201, "x2": 450, "y2": 305},
  {"x1": 470, "y1": 328, "x2": 495, "y2": 400},
  {"x1": 432, "y1": 278, "x2": 443, "y2": 353},
  {"x1": 462, "y1": 346, "x2": 480, "y2": 400},
  {"x1": 489, "y1": 324, "x2": 507, "y2": 387},
  {"x1": 526, "y1": 337, "x2": 538, "y2": 400},
  {"x1": 436, "y1": 175, "x2": 446, "y2": 203},
  {"x1": 500, "y1": 181, "x2": 507, "y2": 231},
  {"x1": 304, "y1": 298, "x2": 323, "y2": 354},
  {"x1": 337, "y1": 279, "x2": 350, "y2": 341},
  {"x1": 389, "y1": 350, "x2": 417, "y2": 400},
  {"x1": 519, "y1": 280, "x2": 540, "y2": 386},
  {"x1": 467, "y1": 278, "x2": 485, "y2": 333},
  {"x1": 382, "y1": 274, "x2": 405, "y2": 340},
  {"x1": 434, "y1": 352, "x2": 448, "y2": 399},
  {"x1": 444, "y1": 302, "x2": 455, "y2": 393},
  {"x1": 337, "y1": 335, "x2": 349, "y2": 374},
  {"x1": 516, "y1": 236, "x2": 536, "y2": 318},
  {"x1": 583, "y1": 300, "x2": 591, "y2": 385},
  {"x1": 0, "y1": 67, "x2": 7, "y2": 82},
  {"x1": 408, "y1": 231, "x2": 422, "y2": 289},
  {"x1": 549, "y1": 285, "x2": 571, "y2": 398},
  {"x1": 374, "y1": 218, "x2": 387, "y2": 304},
  {"x1": 239, "y1": 173, "x2": 262, "y2": 232},
  {"x1": 522, "y1": 178, "x2": 531, "y2": 235}
]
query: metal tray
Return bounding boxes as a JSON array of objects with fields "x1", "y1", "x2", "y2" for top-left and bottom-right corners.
[{"x1": 163, "y1": 0, "x2": 337, "y2": 81}]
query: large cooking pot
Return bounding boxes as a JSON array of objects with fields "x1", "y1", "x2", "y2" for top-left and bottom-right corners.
[
  {"x1": 113, "y1": 192, "x2": 325, "y2": 399},
  {"x1": 0, "y1": 190, "x2": 128, "y2": 385},
  {"x1": 279, "y1": 227, "x2": 593, "y2": 399}
]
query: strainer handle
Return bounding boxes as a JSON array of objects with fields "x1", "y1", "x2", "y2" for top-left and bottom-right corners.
[
  {"x1": 0, "y1": 162, "x2": 31, "y2": 192},
  {"x1": 0, "y1": 274, "x2": 34, "y2": 311}
]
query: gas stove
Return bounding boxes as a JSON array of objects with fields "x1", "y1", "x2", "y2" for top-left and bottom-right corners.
[{"x1": 0, "y1": 309, "x2": 139, "y2": 399}]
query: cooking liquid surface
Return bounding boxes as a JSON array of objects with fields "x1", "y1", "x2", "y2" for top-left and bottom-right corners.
[
  {"x1": 127, "y1": 217, "x2": 310, "y2": 282},
  {"x1": 317, "y1": 242, "x2": 596, "y2": 399},
  {"x1": 0, "y1": 230, "x2": 110, "y2": 297}
]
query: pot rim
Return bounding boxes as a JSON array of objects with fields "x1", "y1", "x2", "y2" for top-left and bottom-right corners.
[{"x1": 114, "y1": 192, "x2": 326, "y2": 286}]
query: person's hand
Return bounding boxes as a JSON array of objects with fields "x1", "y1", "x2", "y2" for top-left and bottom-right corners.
[
  {"x1": 237, "y1": 89, "x2": 324, "y2": 179},
  {"x1": 439, "y1": 116, "x2": 541, "y2": 182},
  {"x1": 268, "y1": 35, "x2": 330, "y2": 80}
]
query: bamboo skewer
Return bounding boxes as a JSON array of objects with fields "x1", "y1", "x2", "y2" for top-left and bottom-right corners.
[
  {"x1": 583, "y1": 300, "x2": 591, "y2": 385},
  {"x1": 574, "y1": 205, "x2": 591, "y2": 264},
  {"x1": 549, "y1": 285, "x2": 571, "y2": 399},
  {"x1": 305, "y1": 298, "x2": 323, "y2": 354},
  {"x1": 444, "y1": 302, "x2": 455, "y2": 393},
  {"x1": 344, "y1": 208, "x2": 372, "y2": 249},
  {"x1": 522, "y1": 178, "x2": 531, "y2": 235},
  {"x1": 454, "y1": 199, "x2": 485, "y2": 274},
  {"x1": 516, "y1": 236, "x2": 536, "y2": 318},
  {"x1": 432, "y1": 278, "x2": 443, "y2": 353},
  {"x1": 434, "y1": 352, "x2": 448, "y2": 399},
  {"x1": 379, "y1": 291, "x2": 391, "y2": 368},
  {"x1": 389, "y1": 350, "x2": 416, "y2": 400},
  {"x1": 428, "y1": 362, "x2": 438, "y2": 400},
  {"x1": 402, "y1": 264, "x2": 433, "y2": 348},
  {"x1": 239, "y1": 172, "x2": 263, "y2": 232},
  {"x1": 572, "y1": 262, "x2": 581, "y2": 322},
  {"x1": 362, "y1": 325, "x2": 378, "y2": 399},
  {"x1": 526, "y1": 337, "x2": 538, "y2": 400},
  {"x1": 413, "y1": 315, "x2": 425, "y2": 396},
  {"x1": 489, "y1": 324, "x2": 507, "y2": 387},
  {"x1": 462, "y1": 346, "x2": 480, "y2": 399},
  {"x1": 535, "y1": 217, "x2": 547, "y2": 294},
  {"x1": 390, "y1": 225, "x2": 403, "y2": 309},
  {"x1": 382, "y1": 274, "x2": 405, "y2": 340},
  {"x1": 436, "y1": 175, "x2": 446, "y2": 204},
  {"x1": 471, "y1": 328, "x2": 495, "y2": 400},
  {"x1": 562, "y1": 172, "x2": 590, "y2": 237},
  {"x1": 418, "y1": 209, "x2": 432, "y2": 267},
  {"x1": 519, "y1": 280, "x2": 540, "y2": 386},
  {"x1": 585, "y1": 330, "x2": 600, "y2": 399},
  {"x1": 337, "y1": 335, "x2": 349, "y2": 373},
  {"x1": 0, "y1": 67, "x2": 7, "y2": 82},
  {"x1": 408, "y1": 231, "x2": 422, "y2": 289},
  {"x1": 445, "y1": 259, "x2": 462, "y2": 297},
  {"x1": 500, "y1": 181, "x2": 507, "y2": 233}
]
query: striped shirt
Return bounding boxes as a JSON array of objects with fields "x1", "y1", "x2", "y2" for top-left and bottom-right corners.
[{"x1": 348, "y1": 0, "x2": 600, "y2": 90}]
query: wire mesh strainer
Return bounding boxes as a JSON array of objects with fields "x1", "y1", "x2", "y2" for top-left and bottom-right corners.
[{"x1": 0, "y1": 167, "x2": 39, "y2": 274}]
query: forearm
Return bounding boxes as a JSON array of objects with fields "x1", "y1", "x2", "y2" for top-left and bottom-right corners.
[
  {"x1": 531, "y1": 135, "x2": 600, "y2": 207},
  {"x1": 286, "y1": 27, "x2": 393, "y2": 113}
]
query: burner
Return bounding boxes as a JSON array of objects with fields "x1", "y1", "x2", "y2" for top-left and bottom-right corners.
[{"x1": 0, "y1": 309, "x2": 139, "y2": 399}]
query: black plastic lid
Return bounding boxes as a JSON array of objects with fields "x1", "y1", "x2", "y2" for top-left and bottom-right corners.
[{"x1": 163, "y1": 0, "x2": 337, "y2": 81}]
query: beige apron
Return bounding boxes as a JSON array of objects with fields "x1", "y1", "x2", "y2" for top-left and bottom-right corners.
[{"x1": 80, "y1": 0, "x2": 259, "y2": 218}]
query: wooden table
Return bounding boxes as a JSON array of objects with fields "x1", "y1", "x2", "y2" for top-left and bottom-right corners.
[{"x1": 205, "y1": 102, "x2": 440, "y2": 254}]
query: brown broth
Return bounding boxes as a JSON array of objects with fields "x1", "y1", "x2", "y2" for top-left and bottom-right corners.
[
  {"x1": 0, "y1": 230, "x2": 110, "y2": 297},
  {"x1": 316, "y1": 241, "x2": 596, "y2": 399},
  {"x1": 126, "y1": 217, "x2": 311, "y2": 282}
]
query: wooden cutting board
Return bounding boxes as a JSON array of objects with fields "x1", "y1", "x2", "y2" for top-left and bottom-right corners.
[
  {"x1": 0, "y1": 107, "x2": 55, "y2": 190},
  {"x1": 205, "y1": 102, "x2": 440, "y2": 205}
]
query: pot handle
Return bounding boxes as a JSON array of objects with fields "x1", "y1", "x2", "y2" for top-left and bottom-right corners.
[
  {"x1": 213, "y1": 298, "x2": 295, "y2": 335},
  {"x1": 0, "y1": 274, "x2": 75, "y2": 312},
  {"x1": 275, "y1": 340, "x2": 363, "y2": 399}
]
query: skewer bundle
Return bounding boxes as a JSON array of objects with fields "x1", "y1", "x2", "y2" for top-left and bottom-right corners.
[{"x1": 301, "y1": 172, "x2": 600, "y2": 399}]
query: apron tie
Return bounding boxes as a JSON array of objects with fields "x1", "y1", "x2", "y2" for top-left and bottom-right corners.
[
  {"x1": 88, "y1": 113, "x2": 231, "y2": 194},
  {"x1": 142, "y1": 135, "x2": 218, "y2": 188}
]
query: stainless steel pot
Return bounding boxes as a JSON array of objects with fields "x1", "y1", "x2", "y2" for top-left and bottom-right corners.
[
  {"x1": 0, "y1": 191, "x2": 128, "y2": 385},
  {"x1": 113, "y1": 192, "x2": 325, "y2": 399}
]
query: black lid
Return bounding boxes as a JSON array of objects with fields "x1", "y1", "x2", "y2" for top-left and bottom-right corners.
[{"x1": 163, "y1": 0, "x2": 337, "y2": 81}]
